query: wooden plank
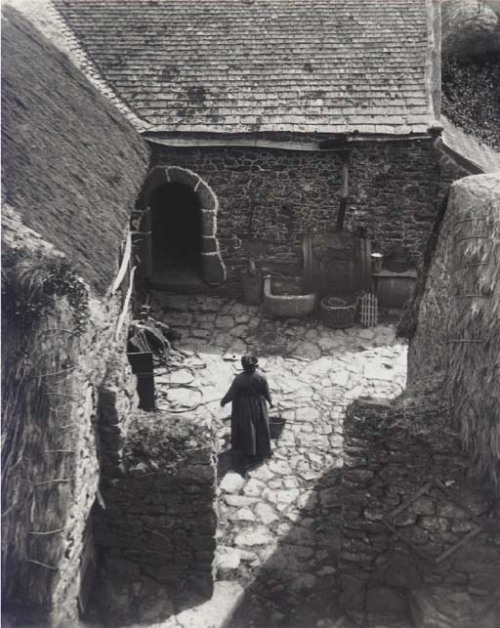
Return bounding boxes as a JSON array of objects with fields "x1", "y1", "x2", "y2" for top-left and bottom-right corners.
[
  {"x1": 435, "y1": 525, "x2": 483, "y2": 564},
  {"x1": 386, "y1": 481, "x2": 433, "y2": 519},
  {"x1": 114, "y1": 266, "x2": 136, "y2": 341},
  {"x1": 110, "y1": 231, "x2": 132, "y2": 295}
]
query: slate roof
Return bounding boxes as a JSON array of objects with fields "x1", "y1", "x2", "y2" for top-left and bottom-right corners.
[
  {"x1": 441, "y1": 116, "x2": 500, "y2": 174},
  {"x1": 53, "y1": 0, "x2": 436, "y2": 135}
]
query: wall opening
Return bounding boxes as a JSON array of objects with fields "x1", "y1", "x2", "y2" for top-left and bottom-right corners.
[
  {"x1": 151, "y1": 181, "x2": 202, "y2": 275},
  {"x1": 136, "y1": 166, "x2": 226, "y2": 287}
]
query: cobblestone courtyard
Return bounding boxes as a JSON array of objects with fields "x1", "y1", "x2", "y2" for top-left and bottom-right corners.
[{"x1": 147, "y1": 293, "x2": 408, "y2": 628}]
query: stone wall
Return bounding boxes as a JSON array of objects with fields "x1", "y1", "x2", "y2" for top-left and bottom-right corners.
[
  {"x1": 92, "y1": 411, "x2": 218, "y2": 625},
  {"x1": 149, "y1": 139, "x2": 442, "y2": 290},
  {"x1": 1, "y1": 289, "x2": 137, "y2": 628},
  {"x1": 54, "y1": 294, "x2": 139, "y2": 627},
  {"x1": 339, "y1": 399, "x2": 500, "y2": 627},
  {"x1": 51, "y1": 295, "x2": 137, "y2": 627}
]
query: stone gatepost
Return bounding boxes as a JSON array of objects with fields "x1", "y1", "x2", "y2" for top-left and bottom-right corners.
[{"x1": 92, "y1": 410, "x2": 217, "y2": 625}]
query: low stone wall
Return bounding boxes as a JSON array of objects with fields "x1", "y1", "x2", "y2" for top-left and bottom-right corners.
[
  {"x1": 339, "y1": 399, "x2": 500, "y2": 627},
  {"x1": 92, "y1": 411, "x2": 218, "y2": 625}
]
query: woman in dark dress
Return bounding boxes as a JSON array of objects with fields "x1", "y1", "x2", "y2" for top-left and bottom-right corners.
[{"x1": 220, "y1": 354, "x2": 273, "y2": 464}]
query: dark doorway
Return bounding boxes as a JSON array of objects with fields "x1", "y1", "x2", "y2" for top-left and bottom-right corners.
[{"x1": 151, "y1": 181, "x2": 202, "y2": 274}]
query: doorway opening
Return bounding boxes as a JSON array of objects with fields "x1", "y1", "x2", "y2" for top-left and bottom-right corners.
[
  {"x1": 137, "y1": 165, "x2": 226, "y2": 288},
  {"x1": 151, "y1": 181, "x2": 202, "y2": 276}
]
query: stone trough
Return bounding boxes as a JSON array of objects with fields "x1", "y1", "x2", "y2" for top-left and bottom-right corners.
[{"x1": 262, "y1": 275, "x2": 317, "y2": 318}]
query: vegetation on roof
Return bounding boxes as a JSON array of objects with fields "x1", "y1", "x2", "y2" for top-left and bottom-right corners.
[
  {"x1": 441, "y1": 0, "x2": 500, "y2": 150},
  {"x1": 1, "y1": 232, "x2": 89, "y2": 613}
]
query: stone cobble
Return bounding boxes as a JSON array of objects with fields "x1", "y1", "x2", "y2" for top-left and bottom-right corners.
[{"x1": 147, "y1": 293, "x2": 407, "y2": 628}]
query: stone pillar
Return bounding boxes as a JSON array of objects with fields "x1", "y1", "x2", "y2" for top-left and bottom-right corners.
[{"x1": 93, "y1": 411, "x2": 217, "y2": 625}]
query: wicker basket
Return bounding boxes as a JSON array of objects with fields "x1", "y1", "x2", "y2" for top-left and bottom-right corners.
[{"x1": 320, "y1": 296, "x2": 355, "y2": 329}]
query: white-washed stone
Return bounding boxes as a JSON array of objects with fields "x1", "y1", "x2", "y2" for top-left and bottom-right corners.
[
  {"x1": 262, "y1": 488, "x2": 279, "y2": 503},
  {"x1": 283, "y1": 478, "x2": 300, "y2": 489},
  {"x1": 247, "y1": 464, "x2": 274, "y2": 482},
  {"x1": 296, "y1": 407, "x2": 320, "y2": 422},
  {"x1": 268, "y1": 479, "x2": 284, "y2": 489},
  {"x1": 308, "y1": 452, "x2": 323, "y2": 465},
  {"x1": 268, "y1": 459, "x2": 292, "y2": 475},
  {"x1": 219, "y1": 471, "x2": 245, "y2": 494},
  {"x1": 364, "y1": 362, "x2": 396, "y2": 381},
  {"x1": 344, "y1": 385, "x2": 364, "y2": 400},
  {"x1": 303, "y1": 357, "x2": 334, "y2": 378},
  {"x1": 330, "y1": 370, "x2": 350, "y2": 387},
  {"x1": 230, "y1": 508, "x2": 257, "y2": 522},
  {"x1": 243, "y1": 478, "x2": 266, "y2": 497},
  {"x1": 298, "y1": 470, "x2": 321, "y2": 482},
  {"x1": 277, "y1": 488, "x2": 300, "y2": 504},
  {"x1": 216, "y1": 549, "x2": 241, "y2": 572},
  {"x1": 255, "y1": 503, "x2": 279, "y2": 525},
  {"x1": 234, "y1": 527, "x2": 273, "y2": 547}
]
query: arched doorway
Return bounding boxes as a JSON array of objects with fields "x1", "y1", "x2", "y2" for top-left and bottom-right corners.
[
  {"x1": 151, "y1": 181, "x2": 202, "y2": 275},
  {"x1": 136, "y1": 166, "x2": 226, "y2": 286}
]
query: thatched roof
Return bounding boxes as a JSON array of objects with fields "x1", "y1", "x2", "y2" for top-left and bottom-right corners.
[
  {"x1": 1, "y1": 6, "x2": 150, "y2": 295},
  {"x1": 407, "y1": 173, "x2": 500, "y2": 493},
  {"x1": 446, "y1": 174, "x2": 500, "y2": 492}
]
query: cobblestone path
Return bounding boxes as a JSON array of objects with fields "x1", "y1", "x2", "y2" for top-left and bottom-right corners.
[{"x1": 150, "y1": 294, "x2": 407, "y2": 628}]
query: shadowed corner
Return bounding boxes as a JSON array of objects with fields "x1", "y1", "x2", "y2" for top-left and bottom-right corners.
[{"x1": 225, "y1": 466, "x2": 347, "y2": 628}]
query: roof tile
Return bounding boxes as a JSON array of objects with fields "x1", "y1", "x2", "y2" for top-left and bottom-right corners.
[{"x1": 53, "y1": 0, "x2": 434, "y2": 134}]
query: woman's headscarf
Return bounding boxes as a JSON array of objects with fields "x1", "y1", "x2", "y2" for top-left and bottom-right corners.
[{"x1": 241, "y1": 354, "x2": 259, "y2": 372}]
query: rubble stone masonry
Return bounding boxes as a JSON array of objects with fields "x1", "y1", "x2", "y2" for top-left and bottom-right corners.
[
  {"x1": 150, "y1": 139, "x2": 443, "y2": 285},
  {"x1": 339, "y1": 399, "x2": 500, "y2": 627},
  {"x1": 92, "y1": 411, "x2": 217, "y2": 624}
]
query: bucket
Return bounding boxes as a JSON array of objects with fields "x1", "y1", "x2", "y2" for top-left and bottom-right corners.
[{"x1": 269, "y1": 415, "x2": 287, "y2": 439}]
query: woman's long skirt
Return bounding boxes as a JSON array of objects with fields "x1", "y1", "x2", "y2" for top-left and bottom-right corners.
[{"x1": 231, "y1": 395, "x2": 271, "y2": 458}]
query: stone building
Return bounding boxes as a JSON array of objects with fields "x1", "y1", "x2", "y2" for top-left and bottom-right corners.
[{"x1": 50, "y1": 0, "x2": 498, "y2": 296}]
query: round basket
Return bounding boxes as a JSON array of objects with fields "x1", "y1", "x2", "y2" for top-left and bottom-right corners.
[{"x1": 320, "y1": 296, "x2": 355, "y2": 329}]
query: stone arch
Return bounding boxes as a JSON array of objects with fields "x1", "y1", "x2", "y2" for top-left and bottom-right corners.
[{"x1": 138, "y1": 166, "x2": 226, "y2": 285}]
